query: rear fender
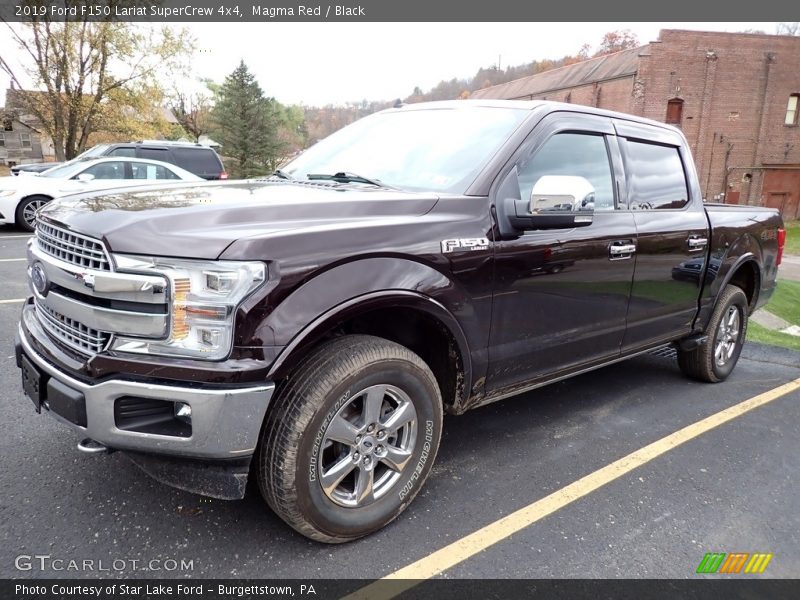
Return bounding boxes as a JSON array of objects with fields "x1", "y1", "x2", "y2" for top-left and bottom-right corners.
[{"x1": 695, "y1": 233, "x2": 762, "y2": 330}]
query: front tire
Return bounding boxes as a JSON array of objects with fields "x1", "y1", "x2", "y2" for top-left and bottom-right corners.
[
  {"x1": 678, "y1": 284, "x2": 748, "y2": 382},
  {"x1": 15, "y1": 195, "x2": 51, "y2": 232},
  {"x1": 257, "y1": 335, "x2": 443, "y2": 543}
]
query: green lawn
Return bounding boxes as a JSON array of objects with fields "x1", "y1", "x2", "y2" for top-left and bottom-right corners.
[
  {"x1": 747, "y1": 279, "x2": 800, "y2": 351},
  {"x1": 786, "y1": 220, "x2": 800, "y2": 256},
  {"x1": 748, "y1": 322, "x2": 800, "y2": 352}
]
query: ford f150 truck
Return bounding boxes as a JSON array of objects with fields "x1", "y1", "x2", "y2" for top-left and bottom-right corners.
[{"x1": 15, "y1": 101, "x2": 786, "y2": 542}]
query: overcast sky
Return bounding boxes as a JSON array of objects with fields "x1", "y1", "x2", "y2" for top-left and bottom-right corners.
[{"x1": 0, "y1": 22, "x2": 776, "y2": 107}]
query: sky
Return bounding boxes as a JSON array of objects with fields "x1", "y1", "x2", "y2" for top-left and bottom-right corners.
[{"x1": 0, "y1": 22, "x2": 778, "y2": 108}]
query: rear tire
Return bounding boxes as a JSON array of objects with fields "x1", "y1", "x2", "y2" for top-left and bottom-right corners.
[
  {"x1": 257, "y1": 335, "x2": 443, "y2": 543},
  {"x1": 15, "y1": 195, "x2": 51, "y2": 232},
  {"x1": 678, "y1": 284, "x2": 748, "y2": 383}
]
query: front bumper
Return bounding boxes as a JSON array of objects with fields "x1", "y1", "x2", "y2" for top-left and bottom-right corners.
[{"x1": 17, "y1": 319, "x2": 275, "y2": 460}]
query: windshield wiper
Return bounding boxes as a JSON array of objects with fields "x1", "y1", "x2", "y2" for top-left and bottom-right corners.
[
  {"x1": 270, "y1": 169, "x2": 294, "y2": 180},
  {"x1": 306, "y1": 171, "x2": 396, "y2": 189}
]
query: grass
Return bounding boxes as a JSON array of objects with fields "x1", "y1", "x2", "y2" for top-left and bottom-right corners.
[
  {"x1": 785, "y1": 220, "x2": 800, "y2": 256},
  {"x1": 764, "y1": 279, "x2": 800, "y2": 323},
  {"x1": 747, "y1": 279, "x2": 800, "y2": 351},
  {"x1": 748, "y1": 322, "x2": 800, "y2": 352}
]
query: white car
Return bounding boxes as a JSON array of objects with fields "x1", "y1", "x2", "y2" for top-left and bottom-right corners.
[{"x1": 0, "y1": 157, "x2": 203, "y2": 231}]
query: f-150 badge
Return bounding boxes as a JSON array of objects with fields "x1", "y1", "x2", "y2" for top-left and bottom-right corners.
[{"x1": 441, "y1": 238, "x2": 490, "y2": 253}]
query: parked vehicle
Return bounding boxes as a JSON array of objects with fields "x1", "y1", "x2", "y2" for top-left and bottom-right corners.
[
  {"x1": 73, "y1": 140, "x2": 227, "y2": 181},
  {"x1": 0, "y1": 157, "x2": 203, "y2": 231},
  {"x1": 15, "y1": 101, "x2": 786, "y2": 543},
  {"x1": 11, "y1": 162, "x2": 64, "y2": 176}
]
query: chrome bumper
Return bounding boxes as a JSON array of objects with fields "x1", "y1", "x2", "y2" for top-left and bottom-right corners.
[{"x1": 18, "y1": 321, "x2": 274, "y2": 459}]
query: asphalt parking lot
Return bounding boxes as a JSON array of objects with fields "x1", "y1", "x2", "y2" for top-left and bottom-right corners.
[{"x1": 1, "y1": 224, "x2": 799, "y2": 581}]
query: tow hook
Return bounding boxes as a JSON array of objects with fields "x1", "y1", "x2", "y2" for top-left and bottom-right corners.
[{"x1": 77, "y1": 438, "x2": 115, "y2": 454}]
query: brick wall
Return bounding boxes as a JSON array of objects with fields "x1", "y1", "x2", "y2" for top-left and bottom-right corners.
[
  {"x1": 637, "y1": 30, "x2": 800, "y2": 205},
  {"x1": 480, "y1": 30, "x2": 800, "y2": 209}
]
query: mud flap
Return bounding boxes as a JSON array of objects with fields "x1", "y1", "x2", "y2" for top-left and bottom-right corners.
[{"x1": 123, "y1": 451, "x2": 252, "y2": 500}]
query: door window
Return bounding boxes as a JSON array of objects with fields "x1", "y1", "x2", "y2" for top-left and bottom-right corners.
[
  {"x1": 137, "y1": 148, "x2": 169, "y2": 163},
  {"x1": 516, "y1": 133, "x2": 616, "y2": 212},
  {"x1": 623, "y1": 141, "x2": 688, "y2": 210},
  {"x1": 78, "y1": 162, "x2": 126, "y2": 180},
  {"x1": 109, "y1": 147, "x2": 136, "y2": 158}
]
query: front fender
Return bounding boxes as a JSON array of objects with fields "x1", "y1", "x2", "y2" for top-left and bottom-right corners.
[{"x1": 260, "y1": 257, "x2": 485, "y2": 400}]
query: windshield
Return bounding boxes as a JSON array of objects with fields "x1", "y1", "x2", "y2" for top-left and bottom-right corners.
[
  {"x1": 75, "y1": 144, "x2": 110, "y2": 160},
  {"x1": 37, "y1": 162, "x2": 87, "y2": 178},
  {"x1": 284, "y1": 107, "x2": 529, "y2": 193},
  {"x1": 36, "y1": 145, "x2": 111, "y2": 177}
]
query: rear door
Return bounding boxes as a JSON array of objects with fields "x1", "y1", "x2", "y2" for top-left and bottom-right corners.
[
  {"x1": 487, "y1": 113, "x2": 637, "y2": 393},
  {"x1": 613, "y1": 120, "x2": 709, "y2": 351},
  {"x1": 170, "y1": 147, "x2": 224, "y2": 180}
]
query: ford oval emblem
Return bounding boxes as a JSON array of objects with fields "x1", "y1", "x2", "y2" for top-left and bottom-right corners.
[{"x1": 31, "y1": 262, "x2": 49, "y2": 296}]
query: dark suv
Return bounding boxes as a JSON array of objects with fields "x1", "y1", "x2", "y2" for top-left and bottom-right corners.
[{"x1": 73, "y1": 141, "x2": 227, "y2": 180}]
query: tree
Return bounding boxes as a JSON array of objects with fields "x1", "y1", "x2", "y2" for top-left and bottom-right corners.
[
  {"x1": 776, "y1": 22, "x2": 800, "y2": 36},
  {"x1": 169, "y1": 79, "x2": 214, "y2": 142},
  {"x1": 212, "y1": 60, "x2": 284, "y2": 178},
  {"x1": 594, "y1": 29, "x2": 640, "y2": 56},
  {"x1": 0, "y1": 15, "x2": 192, "y2": 160}
]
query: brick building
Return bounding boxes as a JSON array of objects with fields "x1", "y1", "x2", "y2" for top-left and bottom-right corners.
[{"x1": 472, "y1": 30, "x2": 800, "y2": 219}]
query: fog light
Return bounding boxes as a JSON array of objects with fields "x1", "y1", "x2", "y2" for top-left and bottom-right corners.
[{"x1": 175, "y1": 402, "x2": 192, "y2": 424}]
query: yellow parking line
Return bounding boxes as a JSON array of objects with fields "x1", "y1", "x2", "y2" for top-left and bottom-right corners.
[
  {"x1": 0, "y1": 298, "x2": 25, "y2": 304},
  {"x1": 0, "y1": 258, "x2": 26, "y2": 262},
  {"x1": 346, "y1": 378, "x2": 800, "y2": 600}
]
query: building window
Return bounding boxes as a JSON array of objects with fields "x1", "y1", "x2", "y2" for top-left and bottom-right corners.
[
  {"x1": 666, "y1": 99, "x2": 684, "y2": 125},
  {"x1": 20, "y1": 133, "x2": 31, "y2": 148},
  {"x1": 786, "y1": 94, "x2": 800, "y2": 126},
  {"x1": 0, "y1": 133, "x2": 4, "y2": 147}
]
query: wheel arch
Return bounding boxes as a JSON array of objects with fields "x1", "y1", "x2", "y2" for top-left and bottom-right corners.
[{"x1": 266, "y1": 290, "x2": 472, "y2": 414}]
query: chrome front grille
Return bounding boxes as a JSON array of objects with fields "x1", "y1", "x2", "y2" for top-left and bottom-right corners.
[
  {"x1": 36, "y1": 222, "x2": 111, "y2": 271},
  {"x1": 34, "y1": 300, "x2": 111, "y2": 355}
]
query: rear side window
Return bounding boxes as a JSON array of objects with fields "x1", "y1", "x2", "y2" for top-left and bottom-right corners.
[
  {"x1": 624, "y1": 140, "x2": 688, "y2": 210},
  {"x1": 171, "y1": 148, "x2": 222, "y2": 178},
  {"x1": 130, "y1": 162, "x2": 180, "y2": 180},
  {"x1": 137, "y1": 148, "x2": 170, "y2": 162}
]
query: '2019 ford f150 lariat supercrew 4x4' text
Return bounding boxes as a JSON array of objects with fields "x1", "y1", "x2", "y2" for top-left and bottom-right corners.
[{"x1": 15, "y1": 101, "x2": 786, "y2": 542}]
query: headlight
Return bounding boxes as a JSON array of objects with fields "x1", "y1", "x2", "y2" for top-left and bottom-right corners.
[
  {"x1": 0, "y1": 190, "x2": 18, "y2": 197},
  {"x1": 109, "y1": 254, "x2": 266, "y2": 360}
]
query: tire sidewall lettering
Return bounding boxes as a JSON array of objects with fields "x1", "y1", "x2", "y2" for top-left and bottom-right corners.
[
  {"x1": 309, "y1": 389, "x2": 351, "y2": 483},
  {"x1": 398, "y1": 419, "x2": 434, "y2": 500}
]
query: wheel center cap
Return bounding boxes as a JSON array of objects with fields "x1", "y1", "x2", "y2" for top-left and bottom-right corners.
[{"x1": 359, "y1": 436, "x2": 376, "y2": 454}]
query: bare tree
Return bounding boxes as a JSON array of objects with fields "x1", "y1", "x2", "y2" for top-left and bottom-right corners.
[
  {"x1": 169, "y1": 83, "x2": 213, "y2": 142},
  {"x1": 776, "y1": 22, "x2": 800, "y2": 36},
  {"x1": 0, "y1": 13, "x2": 192, "y2": 160}
]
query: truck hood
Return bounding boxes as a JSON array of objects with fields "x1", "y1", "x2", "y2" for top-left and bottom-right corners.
[{"x1": 37, "y1": 180, "x2": 440, "y2": 259}]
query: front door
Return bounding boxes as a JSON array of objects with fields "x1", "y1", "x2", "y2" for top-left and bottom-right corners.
[{"x1": 487, "y1": 114, "x2": 636, "y2": 393}]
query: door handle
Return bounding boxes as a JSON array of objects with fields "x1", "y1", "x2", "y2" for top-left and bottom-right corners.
[
  {"x1": 609, "y1": 242, "x2": 637, "y2": 259},
  {"x1": 687, "y1": 237, "x2": 708, "y2": 252}
]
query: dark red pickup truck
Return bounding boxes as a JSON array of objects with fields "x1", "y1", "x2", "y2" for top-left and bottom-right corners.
[{"x1": 16, "y1": 101, "x2": 786, "y2": 542}]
